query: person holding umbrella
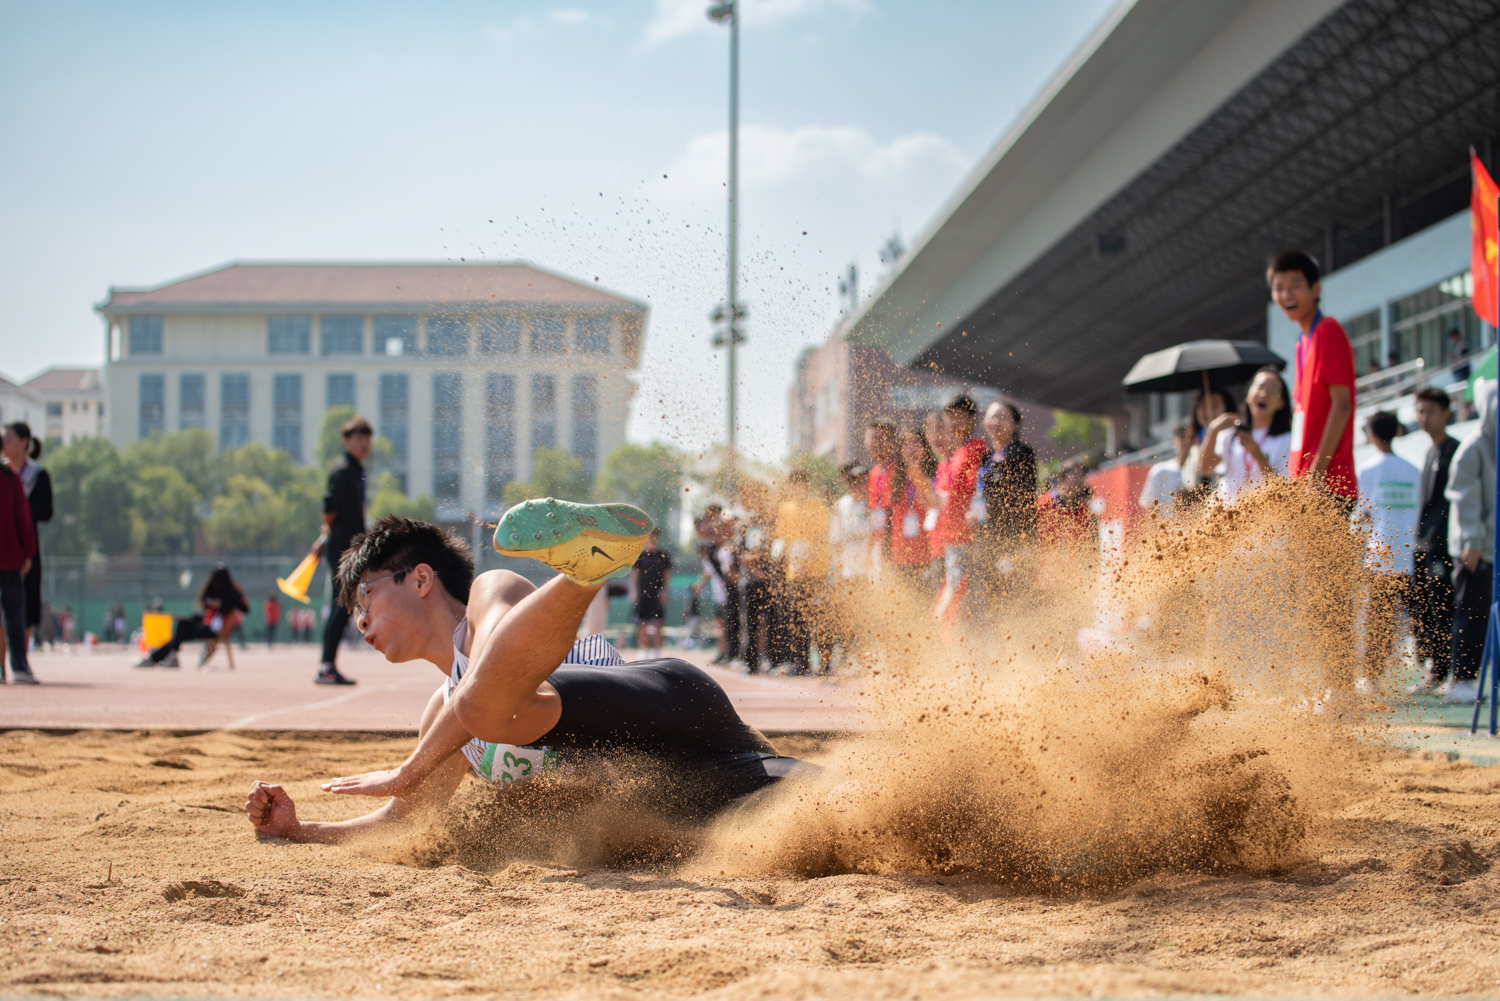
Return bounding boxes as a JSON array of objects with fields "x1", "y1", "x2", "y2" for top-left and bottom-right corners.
[{"x1": 1196, "y1": 366, "x2": 1293, "y2": 502}]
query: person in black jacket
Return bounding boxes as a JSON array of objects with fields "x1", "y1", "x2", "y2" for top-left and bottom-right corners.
[
  {"x1": 968, "y1": 400, "x2": 1037, "y2": 604},
  {"x1": 315, "y1": 416, "x2": 372, "y2": 685},
  {"x1": 135, "y1": 565, "x2": 249, "y2": 667},
  {"x1": 1409, "y1": 388, "x2": 1460, "y2": 692},
  {"x1": 2, "y1": 422, "x2": 52, "y2": 649}
]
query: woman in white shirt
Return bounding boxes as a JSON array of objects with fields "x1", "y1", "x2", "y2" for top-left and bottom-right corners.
[{"x1": 1197, "y1": 366, "x2": 1292, "y2": 502}]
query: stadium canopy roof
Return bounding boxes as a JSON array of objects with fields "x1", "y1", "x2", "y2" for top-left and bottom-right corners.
[{"x1": 845, "y1": 0, "x2": 1500, "y2": 415}]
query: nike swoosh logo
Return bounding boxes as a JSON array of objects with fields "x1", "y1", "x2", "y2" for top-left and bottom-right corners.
[{"x1": 590, "y1": 546, "x2": 612, "y2": 559}]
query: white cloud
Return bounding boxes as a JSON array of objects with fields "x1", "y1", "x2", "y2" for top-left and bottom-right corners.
[
  {"x1": 550, "y1": 9, "x2": 592, "y2": 25},
  {"x1": 658, "y1": 124, "x2": 968, "y2": 194},
  {"x1": 486, "y1": 9, "x2": 602, "y2": 42},
  {"x1": 644, "y1": 0, "x2": 869, "y2": 46}
]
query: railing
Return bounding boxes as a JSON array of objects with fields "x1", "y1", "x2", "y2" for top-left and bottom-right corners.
[{"x1": 1356, "y1": 357, "x2": 1427, "y2": 406}]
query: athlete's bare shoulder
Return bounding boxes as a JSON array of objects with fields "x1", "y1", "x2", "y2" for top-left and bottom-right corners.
[{"x1": 468, "y1": 570, "x2": 538, "y2": 621}]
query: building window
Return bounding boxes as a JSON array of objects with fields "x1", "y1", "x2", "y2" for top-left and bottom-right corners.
[
  {"x1": 220, "y1": 374, "x2": 250, "y2": 449},
  {"x1": 1344, "y1": 310, "x2": 1382, "y2": 377},
  {"x1": 268, "y1": 316, "x2": 311, "y2": 354},
  {"x1": 433, "y1": 373, "x2": 463, "y2": 501},
  {"x1": 1390, "y1": 271, "x2": 1484, "y2": 370},
  {"x1": 478, "y1": 316, "x2": 522, "y2": 355},
  {"x1": 321, "y1": 316, "x2": 364, "y2": 355},
  {"x1": 427, "y1": 317, "x2": 470, "y2": 356},
  {"x1": 180, "y1": 374, "x2": 205, "y2": 429},
  {"x1": 273, "y1": 374, "x2": 303, "y2": 461},
  {"x1": 486, "y1": 374, "x2": 516, "y2": 501},
  {"x1": 572, "y1": 375, "x2": 598, "y2": 473},
  {"x1": 531, "y1": 374, "x2": 556, "y2": 451},
  {"x1": 576, "y1": 316, "x2": 610, "y2": 354},
  {"x1": 139, "y1": 374, "x2": 164, "y2": 437},
  {"x1": 46, "y1": 403, "x2": 63, "y2": 418},
  {"x1": 375, "y1": 316, "x2": 417, "y2": 356},
  {"x1": 327, "y1": 373, "x2": 355, "y2": 409},
  {"x1": 531, "y1": 316, "x2": 565, "y2": 355},
  {"x1": 129, "y1": 316, "x2": 163, "y2": 355},
  {"x1": 380, "y1": 374, "x2": 409, "y2": 492}
]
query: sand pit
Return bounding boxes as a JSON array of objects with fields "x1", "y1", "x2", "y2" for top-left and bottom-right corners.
[{"x1": 4, "y1": 727, "x2": 1500, "y2": 999}]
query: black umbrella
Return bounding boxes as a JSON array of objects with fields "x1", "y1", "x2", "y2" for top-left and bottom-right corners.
[{"x1": 1122, "y1": 340, "x2": 1287, "y2": 394}]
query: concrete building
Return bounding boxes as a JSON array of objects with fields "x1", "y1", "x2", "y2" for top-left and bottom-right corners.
[
  {"x1": 0, "y1": 375, "x2": 43, "y2": 434},
  {"x1": 24, "y1": 368, "x2": 105, "y2": 447},
  {"x1": 842, "y1": 0, "x2": 1500, "y2": 448},
  {"x1": 99, "y1": 262, "x2": 646, "y2": 519}
]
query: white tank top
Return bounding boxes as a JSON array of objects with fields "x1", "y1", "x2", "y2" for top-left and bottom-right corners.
[{"x1": 443, "y1": 617, "x2": 623, "y2": 785}]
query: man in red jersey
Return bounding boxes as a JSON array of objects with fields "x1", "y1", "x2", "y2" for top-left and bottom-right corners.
[
  {"x1": 931, "y1": 394, "x2": 991, "y2": 616},
  {"x1": 1269, "y1": 250, "x2": 1356, "y2": 506}
]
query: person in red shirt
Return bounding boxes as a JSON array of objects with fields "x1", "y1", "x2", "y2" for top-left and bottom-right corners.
[
  {"x1": 0, "y1": 463, "x2": 37, "y2": 683},
  {"x1": 263, "y1": 593, "x2": 283, "y2": 648},
  {"x1": 890, "y1": 428, "x2": 940, "y2": 592},
  {"x1": 864, "y1": 421, "x2": 897, "y2": 567},
  {"x1": 931, "y1": 394, "x2": 991, "y2": 616},
  {"x1": 1034, "y1": 460, "x2": 1099, "y2": 593},
  {"x1": 1270, "y1": 250, "x2": 1356, "y2": 502}
]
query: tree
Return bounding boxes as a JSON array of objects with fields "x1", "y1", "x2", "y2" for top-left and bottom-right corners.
[
  {"x1": 204, "y1": 474, "x2": 285, "y2": 554},
  {"x1": 1048, "y1": 410, "x2": 1105, "y2": 452},
  {"x1": 124, "y1": 428, "x2": 218, "y2": 500},
  {"x1": 789, "y1": 452, "x2": 842, "y2": 502},
  {"x1": 44, "y1": 437, "x2": 132, "y2": 557},
  {"x1": 130, "y1": 466, "x2": 200, "y2": 556},
  {"x1": 318, "y1": 406, "x2": 356, "y2": 468},
  {"x1": 369, "y1": 471, "x2": 436, "y2": 523},
  {"x1": 593, "y1": 442, "x2": 684, "y2": 534},
  {"x1": 504, "y1": 447, "x2": 593, "y2": 507}
]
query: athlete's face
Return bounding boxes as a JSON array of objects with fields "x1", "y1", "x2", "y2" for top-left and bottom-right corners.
[{"x1": 354, "y1": 566, "x2": 424, "y2": 662}]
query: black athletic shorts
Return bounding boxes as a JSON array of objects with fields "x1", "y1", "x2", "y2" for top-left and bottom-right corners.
[{"x1": 538, "y1": 658, "x2": 813, "y2": 813}]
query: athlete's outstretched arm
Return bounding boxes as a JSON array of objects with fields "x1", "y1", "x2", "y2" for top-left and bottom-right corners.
[{"x1": 246, "y1": 685, "x2": 468, "y2": 841}]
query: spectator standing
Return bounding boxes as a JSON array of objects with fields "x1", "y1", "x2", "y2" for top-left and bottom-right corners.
[
  {"x1": 1269, "y1": 251, "x2": 1356, "y2": 503},
  {"x1": 0, "y1": 460, "x2": 36, "y2": 683},
  {"x1": 315, "y1": 416, "x2": 372, "y2": 685},
  {"x1": 1443, "y1": 384, "x2": 1496, "y2": 704},
  {"x1": 695, "y1": 506, "x2": 742, "y2": 665},
  {"x1": 1409, "y1": 388, "x2": 1460, "y2": 692},
  {"x1": 631, "y1": 529, "x2": 673, "y2": 659},
  {"x1": 1198, "y1": 367, "x2": 1292, "y2": 502},
  {"x1": 1355, "y1": 411, "x2": 1420, "y2": 684},
  {"x1": 931, "y1": 394, "x2": 991, "y2": 616},
  {"x1": 774, "y1": 468, "x2": 832, "y2": 674},
  {"x1": 891, "y1": 428, "x2": 940, "y2": 593},
  {"x1": 1181, "y1": 388, "x2": 1232, "y2": 496},
  {"x1": 1141, "y1": 422, "x2": 1194, "y2": 515},
  {"x1": 134, "y1": 565, "x2": 248, "y2": 668},
  {"x1": 972, "y1": 399, "x2": 1038, "y2": 596},
  {"x1": 1449, "y1": 329, "x2": 1472, "y2": 381},
  {"x1": 1034, "y1": 461, "x2": 1099, "y2": 589},
  {"x1": 833, "y1": 464, "x2": 872, "y2": 581},
  {"x1": 865, "y1": 422, "x2": 897, "y2": 570},
  {"x1": 263, "y1": 592, "x2": 282, "y2": 648},
  {"x1": 1, "y1": 423, "x2": 51, "y2": 656}
]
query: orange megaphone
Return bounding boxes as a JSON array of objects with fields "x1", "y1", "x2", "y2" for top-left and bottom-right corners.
[{"x1": 277, "y1": 551, "x2": 319, "y2": 604}]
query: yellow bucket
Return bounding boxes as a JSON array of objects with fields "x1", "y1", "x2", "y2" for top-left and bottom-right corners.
[{"x1": 142, "y1": 611, "x2": 173, "y2": 650}]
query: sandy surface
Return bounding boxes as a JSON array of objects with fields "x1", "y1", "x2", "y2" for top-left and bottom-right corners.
[{"x1": 4, "y1": 728, "x2": 1500, "y2": 999}]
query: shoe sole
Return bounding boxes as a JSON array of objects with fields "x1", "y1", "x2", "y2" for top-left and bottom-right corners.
[{"x1": 494, "y1": 499, "x2": 653, "y2": 583}]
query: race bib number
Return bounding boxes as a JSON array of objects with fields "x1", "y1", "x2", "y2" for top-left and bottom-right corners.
[
  {"x1": 922, "y1": 508, "x2": 939, "y2": 532},
  {"x1": 1290, "y1": 410, "x2": 1305, "y2": 460},
  {"x1": 870, "y1": 508, "x2": 888, "y2": 532},
  {"x1": 903, "y1": 512, "x2": 920, "y2": 538},
  {"x1": 472, "y1": 743, "x2": 560, "y2": 786}
]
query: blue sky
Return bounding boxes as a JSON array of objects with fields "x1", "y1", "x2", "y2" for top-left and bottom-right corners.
[{"x1": 1, "y1": 0, "x2": 1116, "y2": 463}]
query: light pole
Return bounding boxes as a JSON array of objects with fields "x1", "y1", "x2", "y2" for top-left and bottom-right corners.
[{"x1": 707, "y1": 1, "x2": 741, "y2": 461}]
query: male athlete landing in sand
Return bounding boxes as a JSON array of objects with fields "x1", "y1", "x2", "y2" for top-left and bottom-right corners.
[{"x1": 246, "y1": 501, "x2": 807, "y2": 843}]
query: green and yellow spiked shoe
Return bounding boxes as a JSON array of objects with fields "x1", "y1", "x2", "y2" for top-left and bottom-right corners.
[{"x1": 494, "y1": 498, "x2": 655, "y2": 586}]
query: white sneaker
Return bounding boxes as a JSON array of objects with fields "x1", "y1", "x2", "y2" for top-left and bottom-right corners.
[
  {"x1": 10, "y1": 670, "x2": 38, "y2": 685},
  {"x1": 1442, "y1": 681, "x2": 1480, "y2": 704}
]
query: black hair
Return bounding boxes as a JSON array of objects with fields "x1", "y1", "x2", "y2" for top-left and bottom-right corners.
[
  {"x1": 1415, "y1": 387, "x2": 1452, "y2": 411},
  {"x1": 335, "y1": 515, "x2": 474, "y2": 612},
  {"x1": 1239, "y1": 366, "x2": 1292, "y2": 436},
  {"x1": 841, "y1": 462, "x2": 869, "y2": 482},
  {"x1": 341, "y1": 415, "x2": 374, "y2": 437},
  {"x1": 1191, "y1": 388, "x2": 1236, "y2": 438},
  {"x1": 1366, "y1": 410, "x2": 1402, "y2": 445},
  {"x1": 4, "y1": 422, "x2": 41, "y2": 461},
  {"x1": 892, "y1": 426, "x2": 939, "y2": 499},
  {"x1": 944, "y1": 393, "x2": 979, "y2": 417},
  {"x1": 1266, "y1": 250, "x2": 1321, "y2": 288},
  {"x1": 997, "y1": 400, "x2": 1022, "y2": 425},
  {"x1": 198, "y1": 565, "x2": 238, "y2": 606}
]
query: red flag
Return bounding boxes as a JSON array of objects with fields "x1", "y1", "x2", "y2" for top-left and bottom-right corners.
[{"x1": 1472, "y1": 149, "x2": 1498, "y2": 326}]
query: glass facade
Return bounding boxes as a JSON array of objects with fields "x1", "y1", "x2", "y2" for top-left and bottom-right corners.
[
  {"x1": 479, "y1": 315, "x2": 522, "y2": 355},
  {"x1": 486, "y1": 373, "x2": 516, "y2": 500},
  {"x1": 179, "y1": 374, "x2": 205, "y2": 429},
  {"x1": 375, "y1": 316, "x2": 417, "y2": 356},
  {"x1": 273, "y1": 374, "x2": 303, "y2": 461},
  {"x1": 327, "y1": 373, "x2": 356, "y2": 409},
  {"x1": 379, "y1": 373, "x2": 409, "y2": 493},
  {"x1": 129, "y1": 316, "x2": 163, "y2": 355},
  {"x1": 531, "y1": 374, "x2": 556, "y2": 451},
  {"x1": 268, "y1": 316, "x2": 311, "y2": 354},
  {"x1": 433, "y1": 373, "x2": 464, "y2": 501},
  {"x1": 576, "y1": 316, "x2": 610, "y2": 354},
  {"x1": 427, "y1": 317, "x2": 470, "y2": 357},
  {"x1": 220, "y1": 374, "x2": 250, "y2": 449},
  {"x1": 139, "y1": 374, "x2": 164, "y2": 437},
  {"x1": 1344, "y1": 310, "x2": 1382, "y2": 376},
  {"x1": 571, "y1": 374, "x2": 598, "y2": 473},
  {"x1": 1390, "y1": 271, "x2": 1482, "y2": 369},
  {"x1": 531, "y1": 316, "x2": 565, "y2": 355},
  {"x1": 321, "y1": 316, "x2": 363, "y2": 355}
]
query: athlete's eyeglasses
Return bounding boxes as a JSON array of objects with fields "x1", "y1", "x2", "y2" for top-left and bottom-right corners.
[{"x1": 355, "y1": 570, "x2": 407, "y2": 619}]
